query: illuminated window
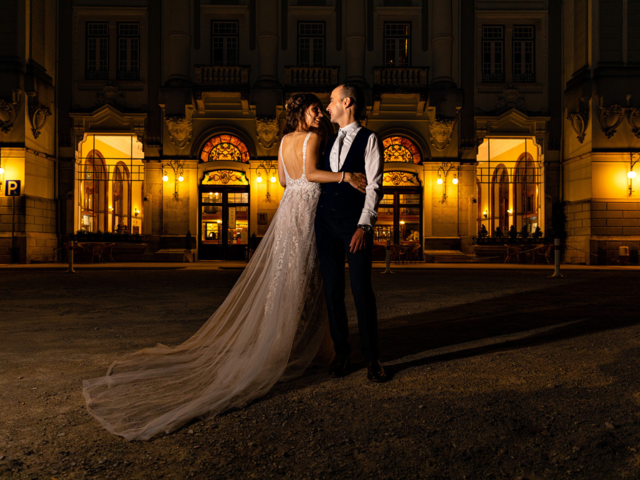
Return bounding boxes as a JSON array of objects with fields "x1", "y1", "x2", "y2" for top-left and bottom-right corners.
[
  {"x1": 298, "y1": 22, "x2": 325, "y2": 67},
  {"x1": 382, "y1": 136, "x2": 421, "y2": 164},
  {"x1": 384, "y1": 23, "x2": 410, "y2": 67},
  {"x1": 200, "y1": 135, "x2": 250, "y2": 163}
]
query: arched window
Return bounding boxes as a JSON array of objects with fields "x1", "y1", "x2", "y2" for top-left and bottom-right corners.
[
  {"x1": 112, "y1": 162, "x2": 130, "y2": 231},
  {"x1": 516, "y1": 153, "x2": 537, "y2": 217},
  {"x1": 491, "y1": 165, "x2": 510, "y2": 233},
  {"x1": 81, "y1": 150, "x2": 107, "y2": 232},
  {"x1": 200, "y1": 135, "x2": 250, "y2": 163},
  {"x1": 382, "y1": 136, "x2": 422, "y2": 164}
]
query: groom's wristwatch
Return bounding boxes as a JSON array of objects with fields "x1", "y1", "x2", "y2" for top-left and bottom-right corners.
[{"x1": 358, "y1": 224, "x2": 373, "y2": 234}]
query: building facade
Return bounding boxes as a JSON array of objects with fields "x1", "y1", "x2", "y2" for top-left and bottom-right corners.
[{"x1": 0, "y1": 0, "x2": 635, "y2": 264}]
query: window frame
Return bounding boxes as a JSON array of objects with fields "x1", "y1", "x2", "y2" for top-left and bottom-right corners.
[
  {"x1": 481, "y1": 24, "x2": 505, "y2": 83},
  {"x1": 512, "y1": 24, "x2": 536, "y2": 83},
  {"x1": 116, "y1": 22, "x2": 141, "y2": 81},
  {"x1": 297, "y1": 21, "x2": 326, "y2": 67},
  {"x1": 211, "y1": 20, "x2": 240, "y2": 67},
  {"x1": 85, "y1": 21, "x2": 109, "y2": 80},
  {"x1": 383, "y1": 22, "x2": 412, "y2": 67}
]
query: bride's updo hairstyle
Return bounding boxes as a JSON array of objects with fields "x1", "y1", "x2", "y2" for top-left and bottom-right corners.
[{"x1": 283, "y1": 93, "x2": 323, "y2": 135}]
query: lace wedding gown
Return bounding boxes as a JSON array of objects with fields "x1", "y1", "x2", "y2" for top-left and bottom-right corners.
[{"x1": 83, "y1": 132, "x2": 332, "y2": 441}]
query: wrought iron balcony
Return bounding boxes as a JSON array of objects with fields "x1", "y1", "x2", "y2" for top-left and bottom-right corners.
[
  {"x1": 194, "y1": 65, "x2": 250, "y2": 86},
  {"x1": 372, "y1": 67, "x2": 429, "y2": 88},
  {"x1": 284, "y1": 66, "x2": 340, "y2": 88}
]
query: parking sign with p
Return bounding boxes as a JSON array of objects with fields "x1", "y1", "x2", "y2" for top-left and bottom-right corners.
[{"x1": 5, "y1": 180, "x2": 20, "y2": 196}]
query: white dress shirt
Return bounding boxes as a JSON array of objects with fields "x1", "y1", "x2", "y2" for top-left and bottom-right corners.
[{"x1": 329, "y1": 121, "x2": 384, "y2": 227}]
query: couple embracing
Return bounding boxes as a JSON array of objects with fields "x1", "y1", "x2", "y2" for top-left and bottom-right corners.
[{"x1": 83, "y1": 84, "x2": 386, "y2": 441}]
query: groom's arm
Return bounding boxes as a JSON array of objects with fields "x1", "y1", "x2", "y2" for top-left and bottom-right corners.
[
  {"x1": 350, "y1": 133, "x2": 384, "y2": 253},
  {"x1": 358, "y1": 133, "x2": 384, "y2": 227}
]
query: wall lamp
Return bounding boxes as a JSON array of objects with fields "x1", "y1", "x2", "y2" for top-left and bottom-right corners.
[
  {"x1": 163, "y1": 160, "x2": 185, "y2": 200},
  {"x1": 437, "y1": 161, "x2": 459, "y2": 203},
  {"x1": 256, "y1": 159, "x2": 277, "y2": 201},
  {"x1": 629, "y1": 152, "x2": 639, "y2": 196},
  {"x1": 0, "y1": 161, "x2": 4, "y2": 190}
]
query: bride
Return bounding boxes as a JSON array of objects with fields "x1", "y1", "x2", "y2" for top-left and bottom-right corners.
[{"x1": 82, "y1": 93, "x2": 367, "y2": 441}]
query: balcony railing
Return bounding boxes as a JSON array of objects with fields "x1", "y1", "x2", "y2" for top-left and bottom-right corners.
[
  {"x1": 194, "y1": 65, "x2": 250, "y2": 86},
  {"x1": 284, "y1": 66, "x2": 340, "y2": 87},
  {"x1": 373, "y1": 67, "x2": 428, "y2": 87}
]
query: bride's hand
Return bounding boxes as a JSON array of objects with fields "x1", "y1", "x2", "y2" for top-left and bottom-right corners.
[{"x1": 345, "y1": 172, "x2": 367, "y2": 193}]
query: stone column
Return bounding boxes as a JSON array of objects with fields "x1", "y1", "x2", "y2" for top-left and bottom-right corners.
[
  {"x1": 430, "y1": 0, "x2": 454, "y2": 87},
  {"x1": 164, "y1": 0, "x2": 191, "y2": 85},
  {"x1": 344, "y1": 0, "x2": 367, "y2": 86},
  {"x1": 253, "y1": 0, "x2": 280, "y2": 115}
]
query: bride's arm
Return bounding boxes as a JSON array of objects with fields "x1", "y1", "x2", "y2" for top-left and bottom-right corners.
[{"x1": 305, "y1": 133, "x2": 367, "y2": 193}]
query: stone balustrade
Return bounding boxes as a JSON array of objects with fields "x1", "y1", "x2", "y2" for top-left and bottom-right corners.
[
  {"x1": 194, "y1": 66, "x2": 250, "y2": 85},
  {"x1": 372, "y1": 67, "x2": 429, "y2": 87},
  {"x1": 284, "y1": 67, "x2": 340, "y2": 87}
]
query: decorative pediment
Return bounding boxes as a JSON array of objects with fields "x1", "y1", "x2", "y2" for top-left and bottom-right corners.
[
  {"x1": 70, "y1": 104, "x2": 147, "y2": 148},
  {"x1": 475, "y1": 109, "x2": 550, "y2": 140}
]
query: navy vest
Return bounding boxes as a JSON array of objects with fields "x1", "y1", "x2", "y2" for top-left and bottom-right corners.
[{"x1": 317, "y1": 127, "x2": 373, "y2": 219}]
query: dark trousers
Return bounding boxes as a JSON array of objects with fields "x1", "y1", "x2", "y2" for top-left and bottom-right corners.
[{"x1": 315, "y1": 214, "x2": 379, "y2": 361}]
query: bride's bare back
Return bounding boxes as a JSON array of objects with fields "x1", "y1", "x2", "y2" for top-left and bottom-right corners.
[{"x1": 280, "y1": 131, "x2": 313, "y2": 181}]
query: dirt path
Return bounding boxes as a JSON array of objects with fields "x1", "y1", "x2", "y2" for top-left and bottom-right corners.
[{"x1": 2, "y1": 269, "x2": 640, "y2": 479}]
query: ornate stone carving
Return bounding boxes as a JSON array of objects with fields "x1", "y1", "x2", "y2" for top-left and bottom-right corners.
[
  {"x1": 0, "y1": 90, "x2": 22, "y2": 134},
  {"x1": 202, "y1": 170, "x2": 249, "y2": 186},
  {"x1": 96, "y1": 83, "x2": 125, "y2": 108},
  {"x1": 496, "y1": 85, "x2": 527, "y2": 113},
  {"x1": 165, "y1": 115, "x2": 193, "y2": 149},
  {"x1": 567, "y1": 109, "x2": 589, "y2": 143},
  {"x1": 598, "y1": 104, "x2": 625, "y2": 139},
  {"x1": 28, "y1": 103, "x2": 50, "y2": 139},
  {"x1": 256, "y1": 117, "x2": 280, "y2": 149},
  {"x1": 429, "y1": 117, "x2": 456, "y2": 151},
  {"x1": 627, "y1": 108, "x2": 640, "y2": 139},
  {"x1": 383, "y1": 171, "x2": 421, "y2": 187}
]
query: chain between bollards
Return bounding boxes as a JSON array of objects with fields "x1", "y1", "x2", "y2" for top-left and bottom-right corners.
[
  {"x1": 549, "y1": 238, "x2": 564, "y2": 278},
  {"x1": 66, "y1": 241, "x2": 77, "y2": 274},
  {"x1": 381, "y1": 238, "x2": 393, "y2": 274}
]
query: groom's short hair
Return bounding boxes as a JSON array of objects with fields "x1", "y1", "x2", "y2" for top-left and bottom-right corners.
[{"x1": 340, "y1": 83, "x2": 366, "y2": 120}]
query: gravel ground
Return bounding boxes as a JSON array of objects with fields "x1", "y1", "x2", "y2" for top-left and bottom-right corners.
[{"x1": 2, "y1": 268, "x2": 640, "y2": 479}]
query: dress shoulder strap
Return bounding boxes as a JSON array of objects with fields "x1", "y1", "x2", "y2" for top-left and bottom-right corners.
[{"x1": 302, "y1": 131, "x2": 311, "y2": 175}]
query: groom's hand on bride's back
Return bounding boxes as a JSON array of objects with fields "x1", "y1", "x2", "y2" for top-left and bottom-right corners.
[
  {"x1": 350, "y1": 228, "x2": 368, "y2": 253},
  {"x1": 345, "y1": 172, "x2": 367, "y2": 193}
]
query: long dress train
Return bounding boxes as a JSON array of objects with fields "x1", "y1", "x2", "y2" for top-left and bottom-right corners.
[{"x1": 83, "y1": 131, "x2": 332, "y2": 441}]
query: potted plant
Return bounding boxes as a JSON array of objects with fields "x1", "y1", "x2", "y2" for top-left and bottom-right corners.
[
  {"x1": 532, "y1": 226, "x2": 543, "y2": 242},
  {"x1": 518, "y1": 226, "x2": 530, "y2": 243}
]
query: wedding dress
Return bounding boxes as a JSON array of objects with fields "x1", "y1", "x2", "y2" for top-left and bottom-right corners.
[{"x1": 83, "y1": 131, "x2": 332, "y2": 441}]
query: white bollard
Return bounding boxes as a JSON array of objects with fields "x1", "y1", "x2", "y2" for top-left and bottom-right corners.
[
  {"x1": 381, "y1": 238, "x2": 393, "y2": 274},
  {"x1": 66, "y1": 241, "x2": 77, "y2": 274},
  {"x1": 549, "y1": 238, "x2": 563, "y2": 278}
]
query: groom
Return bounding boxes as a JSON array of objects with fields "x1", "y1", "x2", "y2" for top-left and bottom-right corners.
[{"x1": 315, "y1": 84, "x2": 386, "y2": 382}]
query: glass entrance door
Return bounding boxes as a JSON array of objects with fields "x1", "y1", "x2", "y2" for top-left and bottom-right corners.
[
  {"x1": 199, "y1": 186, "x2": 250, "y2": 260},
  {"x1": 373, "y1": 188, "x2": 422, "y2": 247}
]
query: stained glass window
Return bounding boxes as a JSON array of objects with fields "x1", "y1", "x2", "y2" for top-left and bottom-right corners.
[
  {"x1": 382, "y1": 136, "x2": 421, "y2": 164},
  {"x1": 200, "y1": 135, "x2": 250, "y2": 163}
]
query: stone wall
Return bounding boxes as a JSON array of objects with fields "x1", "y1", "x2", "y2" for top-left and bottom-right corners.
[{"x1": 0, "y1": 196, "x2": 58, "y2": 263}]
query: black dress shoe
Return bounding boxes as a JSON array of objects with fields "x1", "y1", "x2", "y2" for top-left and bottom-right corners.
[
  {"x1": 328, "y1": 355, "x2": 351, "y2": 378},
  {"x1": 367, "y1": 360, "x2": 387, "y2": 382}
]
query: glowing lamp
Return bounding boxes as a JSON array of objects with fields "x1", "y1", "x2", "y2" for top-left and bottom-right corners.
[
  {"x1": 270, "y1": 176, "x2": 277, "y2": 183},
  {"x1": 400, "y1": 220, "x2": 406, "y2": 225},
  {"x1": 256, "y1": 176, "x2": 263, "y2": 183},
  {"x1": 134, "y1": 208, "x2": 139, "y2": 217},
  {"x1": 178, "y1": 175, "x2": 184, "y2": 182},
  {"x1": 162, "y1": 174, "x2": 169, "y2": 182},
  {"x1": 483, "y1": 210, "x2": 488, "y2": 219},
  {"x1": 216, "y1": 220, "x2": 222, "y2": 224},
  {"x1": 507, "y1": 208, "x2": 513, "y2": 214},
  {"x1": 0, "y1": 167, "x2": 4, "y2": 174},
  {"x1": 628, "y1": 171, "x2": 637, "y2": 179},
  {"x1": 452, "y1": 177, "x2": 459, "y2": 185},
  {"x1": 437, "y1": 177, "x2": 443, "y2": 185}
]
